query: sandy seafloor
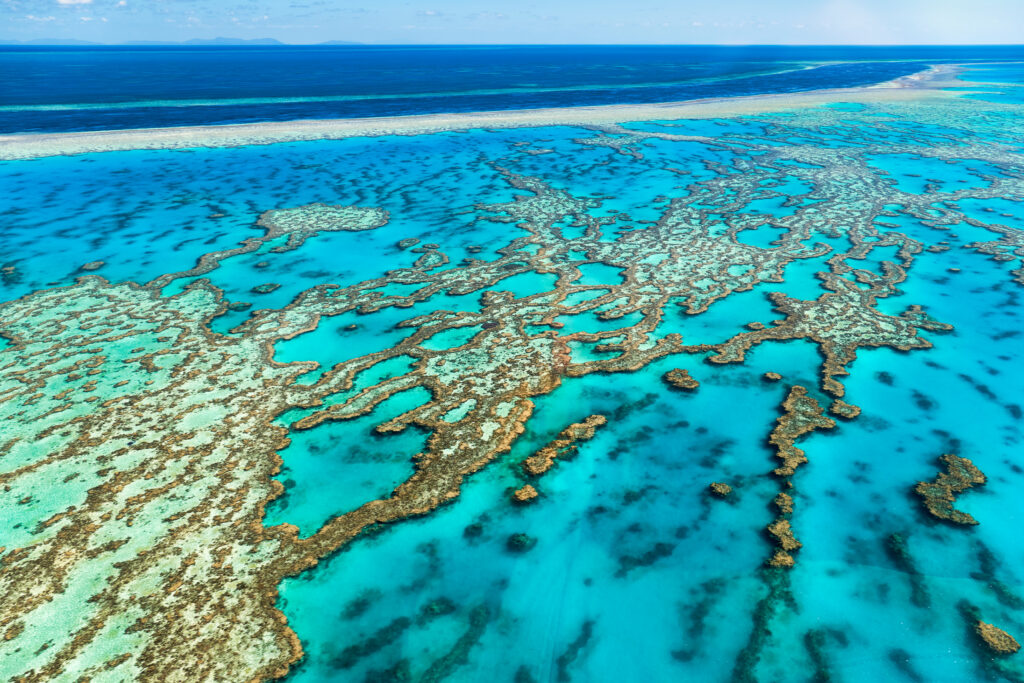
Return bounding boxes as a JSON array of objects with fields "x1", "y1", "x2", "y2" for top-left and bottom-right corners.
[{"x1": 2, "y1": 63, "x2": 1024, "y2": 682}]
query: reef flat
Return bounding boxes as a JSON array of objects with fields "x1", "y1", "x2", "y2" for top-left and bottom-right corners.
[{"x1": 2, "y1": 63, "x2": 1024, "y2": 682}]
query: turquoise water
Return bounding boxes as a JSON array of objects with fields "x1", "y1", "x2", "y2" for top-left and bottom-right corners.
[
  {"x1": 3, "y1": 63, "x2": 1024, "y2": 682},
  {"x1": 276, "y1": 64, "x2": 1024, "y2": 681}
]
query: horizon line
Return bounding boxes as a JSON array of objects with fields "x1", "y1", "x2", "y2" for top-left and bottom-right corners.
[{"x1": 3, "y1": 40, "x2": 1024, "y2": 47}]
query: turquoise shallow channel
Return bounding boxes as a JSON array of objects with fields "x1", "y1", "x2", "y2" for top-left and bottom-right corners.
[{"x1": 2, "y1": 63, "x2": 1024, "y2": 682}]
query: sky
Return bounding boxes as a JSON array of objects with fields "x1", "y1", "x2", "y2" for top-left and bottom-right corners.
[{"x1": 2, "y1": 0, "x2": 1023, "y2": 45}]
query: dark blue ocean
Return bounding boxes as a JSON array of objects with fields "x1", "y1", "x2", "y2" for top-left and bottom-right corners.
[{"x1": 1, "y1": 44, "x2": 1022, "y2": 134}]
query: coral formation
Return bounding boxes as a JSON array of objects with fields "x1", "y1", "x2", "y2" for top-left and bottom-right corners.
[
  {"x1": 768, "y1": 386, "x2": 836, "y2": 478},
  {"x1": 886, "y1": 532, "x2": 931, "y2": 609},
  {"x1": 773, "y1": 492, "x2": 794, "y2": 515},
  {"x1": 512, "y1": 485, "x2": 539, "y2": 504},
  {"x1": 767, "y1": 550, "x2": 795, "y2": 569},
  {"x1": 506, "y1": 533, "x2": 538, "y2": 553},
  {"x1": 0, "y1": 264, "x2": 19, "y2": 285},
  {"x1": 829, "y1": 399, "x2": 861, "y2": 419},
  {"x1": 709, "y1": 482, "x2": 733, "y2": 498},
  {"x1": 252, "y1": 283, "x2": 281, "y2": 294},
  {"x1": 766, "y1": 519, "x2": 802, "y2": 552},
  {"x1": 915, "y1": 454, "x2": 987, "y2": 525},
  {"x1": 665, "y1": 368, "x2": 700, "y2": 391},
  {"x1": 522, "y1": 415, "x2": 608, "y2": 477},
  {"x1": 754, "y1": 387, "x2": 835, "y2": 568},
  {"x1": 976, "y1": 621, "x2": 1021, "y2": 655}
]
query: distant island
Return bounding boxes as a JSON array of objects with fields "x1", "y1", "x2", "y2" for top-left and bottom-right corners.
[{"x1": 0, "y1": 37, "x2": 361, "y2": 46}]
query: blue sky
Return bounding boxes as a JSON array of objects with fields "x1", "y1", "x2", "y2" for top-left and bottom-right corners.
[{"x1": 2, "y1": 0, "x2": 1023, "y2": 44}]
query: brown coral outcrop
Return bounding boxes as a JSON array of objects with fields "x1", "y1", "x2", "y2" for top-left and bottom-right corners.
[
  {"x1": 664, "y1": 368, "x2": 700, "y2": 391},
  {"x1": 707, "y1": 275, "x2": 951, "y2": 398},
  {"x1": 773, "y1": 492, "x2": 794, "y2": 515},
  {"x1": 522, "y1": 415, "x2": 607, "y2": 477},
  {"x1": 976, "y1": 621, "x2": 1021, "y2": 655},
  {"x1": 709, "y1": 482, "x2": 732, "y2": 498},
  {"x1": 767, "y1": 519, "x2": 803, "y2": 552},
  {"x1": 513, "y1": 485, "x2": 539, "y2": 504},
  {"x1": 768, "y1": 386, "x2": 836, "y2": 477},
  {"x1": 767, "y1": 550, "x2": 795, "y2": 568},
  {"x1": 829, "y1": 399, "x2": 861, "y2": 419},
  {"x1": 915, "y1": 454, "x2": 986, "y2": 525},
  {"x1": 756, "y1": 387, "x2": 836, "y2": 567}
]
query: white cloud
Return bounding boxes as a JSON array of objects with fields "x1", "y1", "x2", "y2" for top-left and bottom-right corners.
[
  {"x1": 25, "y1": 14, "x2": 56, "y2": 21},
  {"x1": 58, "y1": 0, "x2": 93, "y2": 5}
]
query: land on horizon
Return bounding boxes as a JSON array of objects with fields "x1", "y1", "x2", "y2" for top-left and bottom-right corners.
[
  {"x1": 0, "y1": 37, "x2": 362, "y2": 46},
  {"x1": 3, "y1": 39, "x2": 1024, "y2": 47}
]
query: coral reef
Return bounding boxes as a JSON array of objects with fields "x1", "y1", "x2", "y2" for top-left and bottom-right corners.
[
  {"x1": 506, "y1": 533, "x2": 538, "y2": 553},
  {"x1": 512, "y1": 485, "x2": 539, "y2": 504},
  {"x1": 768, "y1": 386, "x2": 836, "y2": 478},
  {"x1": 522, "y1": 415, "x2": 607, "y2": 477},
  {"x1": 148, "y1": 202, "x2": 388, "y2": 288},
  {"x1": 976, "y1": 621, "x2": 1021, "y2": 655},
  {"x1": 252, "y1": 283, "x2": 281, "y2": 294},
  {"x1": 709, "y1": 279, "x2": 951, "y2": 397},
  {"x1": 616, "y1": 542, "x2": 676, "y2": 577},
  {"x1": 755, "y1": 387, "x2": 834, "y2": 568},
  {"x1": 665, "y1": 368, "x2": 700, "y2": 391},
  {"x1": 418, "y1": 605, "x2": 491, "y2": 683},
  {"x1": 4, "y1": 86, "x2": 1021, "y2": 681},
  {"x1": 709, "y1": 482, "x2": 733, "y2": 498},
  {"x1": 767, "y1": 550, "x2": 795, "y2": 569},
  {"x1": 773, "y1": 492, "x2": 794, "y2": 515},
  {"x1": 0, "y1": 263, "x2": 19, "y2": 285},
  {"x1": 886, "y1": 532, "x2": 931, "y2": 609},
  {"x1": 829, "y1": 399, "x2": 861, "y2": 419},
  {"x1": 766, "y1": 519, "x2": 802, "y2": 552},
  {"x1": 556, "y1": 620, "x2": 595, "y2": 682},
  {"x1": 915, "y1": 454, "x2": 987, "y2": 525}
]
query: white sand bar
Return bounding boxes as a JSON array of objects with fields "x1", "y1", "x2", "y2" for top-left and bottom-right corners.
[{"x1": 0, "y1": 65, "x2": 981, "y2": 161}]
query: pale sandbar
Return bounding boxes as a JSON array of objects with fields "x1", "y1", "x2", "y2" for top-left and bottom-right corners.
[{"x1": 0, "y1": 64, "x2": 991, "y2": 161}]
